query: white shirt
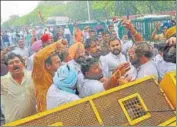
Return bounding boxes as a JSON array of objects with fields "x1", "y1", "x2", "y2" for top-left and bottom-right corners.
[
  {"x1": 1, "y1": 71, "x2": 37, "y2": 123},
  {"x1": 153, "y1": 54, "x2": 176, "y2": 80},
  {"x1": 47, "y1": 85, "x2": 80, "y2": 109},
  {"x1": 78, "y1": 79, "x2": 105, "y2": 98},
  {"x1": 67, "y1": 60, "x2": 81, "y2": 74},
  {"x1": 82, "y1": 31, "x2": 89, "y2": 42},
  {"x1": 99, "y1": 52, "x2": 137, "y2": 80},
  {"x1": 136, "y1": 60, "x2": 159, "y2": 80},
  {"x1": 122, "y1": 40, "x2": 133, "y2": 55},
  {"x1": 12, "y1": 47, "x2": 30, "y2": 58},
  {"x1": 26, "y1": 53, "x2": 36, "y2": 71},
  {"x1": 64, "y1": 28, "x2": 71, "y2": 35}
]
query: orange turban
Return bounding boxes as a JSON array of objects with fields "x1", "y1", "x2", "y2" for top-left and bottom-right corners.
[
  {"x1": 165, "y1": 26, "x2": 176, "y2": 39},
  {"x1": 67, "y1": 42, "x2": 85, "y2": 60}
]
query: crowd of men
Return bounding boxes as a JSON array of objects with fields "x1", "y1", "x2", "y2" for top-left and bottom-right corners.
[{"x1": 0, "y1": 18, "x2": 176, "y2": 125}]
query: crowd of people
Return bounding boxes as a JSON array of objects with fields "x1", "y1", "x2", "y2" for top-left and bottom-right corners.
[{"x1": 0, "y1": 18, "x2": 176, "y2": 125}]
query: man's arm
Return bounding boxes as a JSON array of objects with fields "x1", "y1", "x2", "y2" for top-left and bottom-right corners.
[
  {"x1": 121, "y1": 20, "x2": 143, "y2": 42},
  {"x1": 151, "y1": 22, "x2": 161, "y2": 41},
  {"x1": 102, "y1": 62, "x2": 130, "y2": 90},
  {"x1": 32, "y1": 40, "x2": 62, "y2": 80}
]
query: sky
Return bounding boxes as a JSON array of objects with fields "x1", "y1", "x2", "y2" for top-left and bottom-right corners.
[{"x1": 1, "y1": 1, "x2": 40, "y2": 23}]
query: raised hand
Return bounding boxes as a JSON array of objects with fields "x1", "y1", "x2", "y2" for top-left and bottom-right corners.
[
  {"x1": 155, "y1": 22, "x2": 161, "y2": 29},
  {"x1": 121, "y1": 20, "x2": 133, "y2": 30}
]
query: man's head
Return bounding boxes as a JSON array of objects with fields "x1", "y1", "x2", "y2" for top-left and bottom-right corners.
[
  {"x1": 81, "y1": 58, "x2": 103, "y2": 80},
  {"x1": 102, "y1": 31, "x2": 110, "y2": 43},
  {"x1": 97, "y1": 34, "x2": 103, "y2": 42},
  {"x1": 128, "y1": 42, "x2": 153, "y2": 67},
  {"x1": 109, "y1": 37, "x2": 121, "y2": 55},
  {"x1": 89, "y1": 29, "x2": 96, "y2": 39},
  {"x1": 18, "y1": 39, "x2": 25, "y2": 49},
  {"x1": 41, "y1": 34, "x2": 52, "y2": 47},
  {"x1": 111, "y1": 30, "x2": 117, "y2": 39},
  {"x1": 108, "y1": 24, "x2": 114, "y2": 32},
  {"x1": 5, "y1": 53, "x2": 25, "y2": 76},
  {"x1": 162, "y1": 22, "x2": 171, "y2": 34},
  {"x1": 84, "y1": 26, "x2": 89, "y2": 32},
  {"x1": 74, "y1": 45, "x2": 86, "y2": 64},
  {"x1": 163, "y1": 44, "x2": 176, "y2": 63},
  {"x1": 45, "y1": 52, "x2": 61, "y2": 75},
  {"x1": 53, "y1": 64, "x2": 78, "y2": 94},
  {"x1": 85, "y1": 39, "x2": 101, "y2": 58}
]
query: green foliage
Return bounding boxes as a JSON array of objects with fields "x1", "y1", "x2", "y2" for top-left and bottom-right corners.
[{"x1": 2, "y1": 1, "x2": 176, "y2": 28}]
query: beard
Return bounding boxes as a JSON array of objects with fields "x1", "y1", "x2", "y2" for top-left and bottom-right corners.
[
  {"x1": 112, "y1": 49, "x2": 121, "y2": 55},
  {"x1": 130, "y1": 57, "x2": 140, "y2": 67},
  {"x1": 75, "y1": 56, "x2": 86, "y2": 64},
  {"x1": 86, "y1": 73, "x2": 104, "y2": 80}
]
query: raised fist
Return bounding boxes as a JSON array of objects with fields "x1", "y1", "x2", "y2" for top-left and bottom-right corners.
[{"x1": 121, "y1": 20, "x2": 133, "y2": 30}]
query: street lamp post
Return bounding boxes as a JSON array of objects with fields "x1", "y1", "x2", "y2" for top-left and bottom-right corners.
[{"x1": 87, "y1": 0, "x2": 91, "y2": 21}]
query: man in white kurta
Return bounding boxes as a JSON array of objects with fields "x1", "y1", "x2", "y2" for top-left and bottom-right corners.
[
  {"x1": 1, "y1": 70, "x2": 36, "y2": 123},
  {"x1": 153, "y1": 53, "x2": 176, "y2": 80},
  {"x1": 99, "y1": 38, "x2": 137, "y2": 80},
  {"x1": 128, "y1": 42, "x2": 159, "y2": 81},
  {"x1": 12, "y1": 39, "x2": 30, "y2": 58}
]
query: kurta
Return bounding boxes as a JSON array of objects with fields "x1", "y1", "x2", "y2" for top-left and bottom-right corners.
[{"x1": 32, "y1": 42, "x2": 59, "y2": 112}]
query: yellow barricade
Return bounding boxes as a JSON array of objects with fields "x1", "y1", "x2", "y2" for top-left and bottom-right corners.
[
  {"x1": 3, "y1": 76, "x2": 176, "y2": 126},
  {"x1": 160, "y1": 71, "x2": 176, "y2": 109}
]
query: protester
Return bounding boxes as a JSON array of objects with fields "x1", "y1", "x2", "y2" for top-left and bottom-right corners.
[
  {"x1": 121, "y1": 19, "x2": 143, "y2": 42},
  {"x1": 40, "y1": 33, "x2": 52, "y2": 47},
  {"x1": 153, "y1": 42, "x2": 176, "y2": 81},
  {"x1": 12, "y1": 39, "x2": 30, "y2": 61},
  {"x1": 1, "y1": 53, "x2": 37, "y2": 123},
  {"x1": 26, "y1": 40, "x2": 42, "y2": 71},
  {"x1": 2, "y1": 31, "x2": 10, "y2": 48},
  {"x1": 78, "y1": 58, "x2": 131, "y2": 98},
  {"x1": 88, "y1": 29, "x2": 96, "y2": 40},
  {"x1": 68, "y1": 43, "x2": 86, "y2": 74},
  {"x1": 151, "y1": 22, "x2": 171, "y2": 41},
  {"x1": 73, "y1": 26, "x2": 83, "y2": 43},
  {"x1": 101, "y1": 31, "x2": 111, "y2": 55},
  {"x1": 32, "y1": 39, "x2": 63, "y2": 112},
  {"x1": 47, "y1": 64, "x2": 80, "y2": 109},
  {"x1": 85, "y1": 39, "x2": 102, "y2": 59},
  {"x1": 64, "y1": 25, "x2": 71, "y2": 45},
  {"x1": 95, "y1": 22, "x2": 104, "y2": 34},
  {"x1": 128, "y1": 42, "x2": 159, "y2": 80},
  {"x1": 100, "y1": 37, "x2": 136, "y2": 80},
  {"x1": 67, "y1": 41, "x2": 85, "y2": 60},
  {"x1": 82, "y1": 26, "x2": 90, "y2": 43},
  {"x1": 121, "y1": 35, "x2": 133, "y2": 58}
]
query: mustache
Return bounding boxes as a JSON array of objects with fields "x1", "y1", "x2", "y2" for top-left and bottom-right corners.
[{"x1": 13, "y1": 66, "x2": 20, "y2": 70}]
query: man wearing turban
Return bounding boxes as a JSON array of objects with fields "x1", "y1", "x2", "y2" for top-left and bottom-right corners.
[
  {"x1": 47, "y1": 64, "x2": 80, "y2": 109},
  {"x1": 26, "y1": 40, "x2": 42, "y2": 71},
  {"x1": 151, "y1": 22, "x2": 171, "y2": 41}
]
